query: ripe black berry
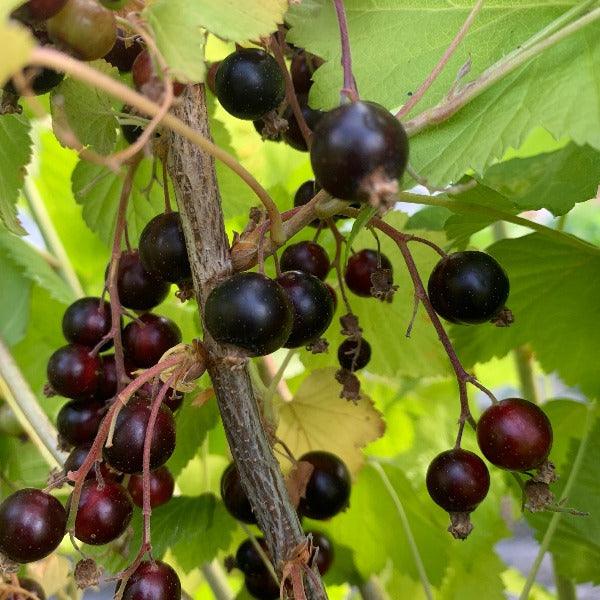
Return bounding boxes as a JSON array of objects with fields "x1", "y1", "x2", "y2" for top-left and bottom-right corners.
[
  {"x1": 62, "y1": 296, "x2": 112, "y2": 348},
  {"x1": 290, "y1": 51, "x2": 323, "y2": 95},
  {"x1": 235, "y1": 538, "x2": 270, "y2": 575},
  {"x1": 426, "y1": 449, "x2": 490, "y2": 513},
  {"x1": 73, "y1": 479, "x2": 133, "y2": 545},
  {"x1": 326, "y1": 283, "x2": 338, "y2": 311},
  {"x1": 215, "y1": 48, "x2": 285, "y2": 120},
  {"x1": 309, "y1": 530, "x2": 334, "y2": 575},
  {"x1": 103, "y1": 28, "x2": 143, "y2": 72},
  {"x1": 293, "y1": 180, "x2": 322, "y2": 227},
  {"x1": 345, "y1": 249, "x2": 393, "y2": 298},
  {"x1": 428, "y1": 251, "x2": 510, "y2": 325},
  {"x1": 103, "y1": 398, "x2": 176, "y2": 473},
  {"x1": 0, "y1": 489, "x2": 66, "y2": 563},
  {"x1": 56, "y1": 399, "x2": 105, "y2": 446},
  {"x1": 115, "y1": 250, "x2": 170, "y2": 311},
  {"x1": 122, "y1": 313, "x2": 182, "y2": 368},
  {"x1": 139, "y1": 212, "x2": 191, "y2": 284},
  {"x1": 121, "y1": 560, "x2": 181, "y2": 600},
  {"x1": 310, "y1": 101, "x2": 409, "y2": 202},
  {"x1": 96, "y1": 354, "x2": 117, "y2": 401},
  {"x1": 276, "y1": 271, "x2": 334, "y2": 348},
  {"x1": 8, "y1": 577, "x2": 46, "y2": 599},
  {"x1": 138, "y1": 382, "x2": 183, "y2": 412},
  {"x1": 64, "y1": 445, "x2": 121, "y2": 484},
  {"x1": 47, "y1": 0, "x2": 117, "y2": 61},
  {"x1": 204, "y1": 272, "x2": 293, "y2": 356},
  {"x1": 477, "y1": 398, "x2": 553, "y2": 471},
  {"x1": 245, "y1": 572, "x2": 279, "y2": 600},
  {"x1": 47, "y1": 344, "x2": 103, "y2": 400},
  {"x1": 337, "y1": 338, "x2": 371, "y2": 371},
  {"x1": 220, "y1": 463, "x2": 256, "y2": 524},
  {"x1": 280, "y1": 241, "x2": 330, "y2": 280},
  {"x1": 282, "y1": 99, "x2": 324, "y2": 152},
  {"x1": 299, "y1": 451, "x2": 351, "y2": 520},
  {"x1": 127, "y1": 466, "x2": 174, "y2": 509},
  {"x1": 4, "y1": 67, "x2": 64, "y2": 96}
]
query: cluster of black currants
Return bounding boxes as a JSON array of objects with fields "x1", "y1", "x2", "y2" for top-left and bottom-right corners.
[{"x1": 220, "y1": 450, "x2": 350, "y2": 599}]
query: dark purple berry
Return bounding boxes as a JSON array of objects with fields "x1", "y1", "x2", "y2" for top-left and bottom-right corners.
[
  {"x1": 280, "y1": 242, "x2": 330, "y2": 280},
  {"x1": 56, "y1": 399, "x2": 106, "y2": 446},
  {"x1": 337, "y1": 338, "x2": 371, "y2": 371},
  {"x1": 47, "y1": 344, "x2": 103, "y2": 400},
  {"x1": 127, "y1": 466, "x2": 174, "y2": 509},
  {"x1": 221, "y1": 463, "x2": 256, "y2": 525},
  {"x1": 62, "y1": 296, "x2": 112, "y2": 349},
  {"x1": 121, "y1": 560, "x2": 181, "y2": 600},
  {"x1": 345, "y1": 249, "x2": 393, "y2": 298}
]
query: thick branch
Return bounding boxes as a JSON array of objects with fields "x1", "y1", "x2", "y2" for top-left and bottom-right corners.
[{"x1": 166, "y1": 85, "x2": 327, "y2": 599}]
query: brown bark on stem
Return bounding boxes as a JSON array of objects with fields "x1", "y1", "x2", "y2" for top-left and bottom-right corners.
[{"x1": 166, "y1": 85, "x2": 327, "y2": 599}]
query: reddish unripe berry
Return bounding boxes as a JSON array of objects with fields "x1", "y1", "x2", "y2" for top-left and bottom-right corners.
[
  {"x1": 221, "y1": 463, "x2": 256, "y2": 524},
  {"x1": 122, "y1": 313, "x2": 182, "y2": 368},
  {"x1": 426, "y1": 448, "x2": 490, "y2": 513},
  {"x1": 121, "y1": 560, "x2": 181, "y2": 600},
  {"x1": 127, "y1": 466, "x2": 175, "y2": 509},
  {"x1": 62, "y1": 296, "x2": 112, "y2": 348},
  {"x1": 477, "y1": 398, "x2": 553, "y2": 471},
  {"x1": 132, "y1": 50, "x2": 186, "y2": 99},
  {"x1": 280, "y1": 241, "x2": 330, "y2": 280},
  {"x1": 0, "y1": 489, "x2": 66, "y2": 563},
  {"x1": 47, "y1": 344, "x2": 103, "y2": 400},
  {"x1": 345, "y1": 249, "x2": 393, "y2": 298}
]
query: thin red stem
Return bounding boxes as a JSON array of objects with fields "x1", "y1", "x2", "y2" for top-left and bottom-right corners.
[
  {"x1": 328, "y1": 220, "x2": 353, "y2": 314},
  {"x1": 332, "y1": 0, "x2": 359, "y2": 101}
]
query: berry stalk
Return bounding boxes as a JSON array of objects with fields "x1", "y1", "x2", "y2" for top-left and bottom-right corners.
[{"x1": 332, "y1": 0, "x2": 359, "y2": 101}]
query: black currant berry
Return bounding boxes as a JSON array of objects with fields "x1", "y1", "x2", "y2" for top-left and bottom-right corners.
[
  {"x1": 0, "y1": 489, "x2": 66, "y2": 563},
  {"x1": 96, "y1": 354, "x2": 117, "y2": 401},
  {"x1": 4, "y1": 66, "x2": 64, "y2": 96},
  {"x1": 47, "y1": 0, "x2": 117, "y2": 61},
  {"x1": 73, "y1": 479, "x2": 133, "y2": 545},
  {"x1": 215, "y1": 48, "x2": 285, "y2": 120},
  {"x1": 280, "y1": 241, "x2": 330, "y2": 280},
  {"x1": 220, "y1": 463, "x2": 256, "y2": 524},
  {"x1": 427, "y1": 251, "x2": 510, "y2": 325},
  {"x1": 17, "y1": 0, "x2": 68, "y2": 20},
  {"x1": 310, "y1": 101, "x2": 408, "y2": 202},
  {"x1": 276, "y1": 271, "x2": 334, "y2": 348},
  {"x1": 103, "y1": 28, "x2": 143, "y2": 72},
  {"x1": 282, "y1": 99, "x2": 324, "y2": 152},
  {"x1": 8, "y1": 577, "x2": 46, "y2": 600},
  {"x1": 122, "y1": 313, "x2": 182, "y2": 368},
  {"x1": 121, "y1": 560, "x2": 181, "y2": 600},
  {"x1": 345, "y1": 249, "x2": 393, "y2": 298},
  {"x1": 132, "y1": 49, "x2": 186, "y2": 99},
  {"x1": 47, "y1": 344, "x2": 103, "y2": 400},
  {"x1": 299, "y1": 451, "x2": 351, "y2": 520},
  {"x1": 138, "y1": 382, "x2": 184, "y2": 412},
  {"x1": 477, "y1": 398, "x2": 553, "y2": 471},
  {"x1": 127, "y1": 466, "x2": 174, "y2": 509},
  {"x1": 235, "y1": 538, "x2": 270, "y2": 575},
  {"x1": 245, "y1": 572, "x2": 279, "y2": 600},
  {"x1": 64, "y1": 445, "x2": 121, "y2": 484},
  {"x1": 103, "y1": 398, "x2": 176, "y2": 473},
  {"x1": 309, "y1": 530, "x2": 334, "y2": 575},
  {"x1": 56, "y1": 399, "x2": 105, "y2": 446},
  {"x1": 290, "y1": 51, "x2": 323, "y2": 95},
  {"x1": 62, "y1": 296, "x2": 112, "y2": 349},
  {"x1": 326, "y1": 283, "x2": 338, "y2": 311},
  {"x1": 139, "y1": 212, "x2": 191, "y2": 284},
  {"x1": 426, "y1": 449, "x2": 490, "y2": 513},
  {"x1": 253, "y1": 118, "x2": 283, "y2": 142},
  {"x1": 204, "y1": 272, "x2": 293, "y2": 356},
  {"x1": 337, "y1": 338, "x2": 371, "y2": 371},
  {"x1": 115, "y1": 250, "x2": 171, "y2": 311},
  {"x1": 206, "y1": 61, "x2": 221, "y2": 95},
  {"x1": 293, "y1": 180, "x2": 322, "y2": 227}
]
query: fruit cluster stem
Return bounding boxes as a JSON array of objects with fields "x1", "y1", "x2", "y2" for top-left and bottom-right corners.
[
  {"x1": 332, "y1": 0, "x2": 359, "y2": 101},
  {"x1": 165, "y1": 84, "x2": 327, "y2": 599}
]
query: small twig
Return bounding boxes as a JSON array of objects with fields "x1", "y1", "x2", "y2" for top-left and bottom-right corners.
[
  {"x1": 332, "y1": 0, "x2": 359, "y2": 101},
  {"x1": 328, "y1": 220, "x2": 353, "y2": 315},
  {"x1": 396, "y1": 0, "x2": 484, "y2": 118}
]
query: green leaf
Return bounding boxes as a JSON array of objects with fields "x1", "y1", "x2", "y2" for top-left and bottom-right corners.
[
  {"x1": 144, "y1": 0, "x2": 207, "y2": 83},
  {"x1": 481, "y1": 143, "x2": 600, "y2": 216},
  {"x1": 451, "y1": 234, "x2": 600, "y2": 399},
  {"x1": 343, "y1": 205, "x2": 377, "y2": 268},
  {"x1": 71, "y1": 157, "x2": 164, "y2": 246},
  {"x1": 528, "y1": 409, "x2": 600, "y2": 585},
  {"x1": 0, "y1": 20, "x2": 34, "y2": 88},
  {"x1": 167, "y1": 397, "x2": 219, "y2": 477},
  {"x1": 50, "y1": 60, "x2": 120, "y2": 154},
  {"x1": 193, "y1": 0, "x2": 287, "y2": 43},
  {"x1": 0, "y1": 114, "x2": 32, "y2": 235},
  {"x1": 405, "y1": 206, "x2": 452, "y2": 232},
  {"x1": 0, "y1": 228, "x2": 76, "y2": 305},
  {"x1": 0, "y1": 255, "x2": 31, "y2": 345}
]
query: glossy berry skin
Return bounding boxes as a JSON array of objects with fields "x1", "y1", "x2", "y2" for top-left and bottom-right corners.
[
  {"x1": 47, "y1": 0, "x2": 117, "y2": 61},
  {"x1": 204, "y1": 272, "x2": 293, "y2": 356},
  {"x1": 280, "y1": 242, "x2": 330, "y2": 280},
  {"x1": 299, "y1": 451, "x2": 351, "y2": 520},
  {"x1": 116, "y1": 250, "x2": 171, "y2": 311},
  {"x1": 64, "y1": 445, "x2": 121, "y2": 484},
  {"x1": 277, "y1": 271, "x2": 334, "y2": 348},
  {"x1": 57, "y1": 399, "x2": 105, "y2": 446},
  {"x1": 309, "y1": 530, "x2": 334, "y2": 575},
  {"x1": 18, "y1": 0, "x2": 68, "y2": 20},
  {"x1": 290, "y1": 51, "x2": 323, "y2": 95},
  {"x1": 138, "y1": 382, "x2": 183, "y2": 412},
  {"x1": 477, "y1": 398, "x2": 553, "y2": 471},
  {"x1": 345, "y1": 249, "x2": 393, "y2": 298},
  {"x1": 293, "y1": 180, "x2": 322, "y2": 227},
  {"x1": 122, "y1": 313, "x2": 182, "y2": 368},
  {"x1": 426, "y1": 449, "x2": 490, "y2": 513},
  {"x1": 326, "y1": 283, "x2": 338, "y2": 311},
  {"x1": 121, "y1": 560, "x2": 181, "y2": 600},
  {"x1": 132, "y1": 50, "x2": 186, "y2": 99},
  {"x1": 103, "y1": 398, "x2": 176, "y2": 473},
  {"x1": 47, "y1": 344, "x2": 103, "y2": 400},
  {"x1": 104, "y1": 29, "x2": 143, "y2": 72},
  {"x1": 127, "y1": 466, "x2": 175, "y2": 509},
  {"x1": 73, "y1": 480, "x2": 132, "y2": 545},
  {"x1": 221, "y1": 463, "x2": 256, "y2": 524},
  {"x1": 97, "y1": 354, "x2": 117, "y2": 401},
  {"x1": 310, "y1": 101, "x2": 409, "y2": 202},
  {"x1": 215, "y1": 49, "x2": 285, "y2": 120},
  {"x1": 8, "y1": 577, "x2": 46, "y2": 599},
  {"x1": 428, "y1": 251, "x2": 510, "y2": 325},
  {"x1": 4, "y1": 67, "x2": 64, "y2": 96},
  {"x1": 245, "y1": 572, "x2": 279, "y2": 600},
  {"x1": 282, "y1": 100, "x2": 324, "y2": 152},
  {"x1": 0, "y1": 489, "x2": 66, "y2": 563},
  {"x1": 337, "y1": 338, "x2": 371, "y2": 371},
  {"x1": 62, "y1": 296, "x2": 112, "y2": 348},
  {"x1": 235, "y1": 538, "x2": 270, "y2": 575},
  {"x1": 139, "y1": 212, "x2": 191, "y2": 284}
]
